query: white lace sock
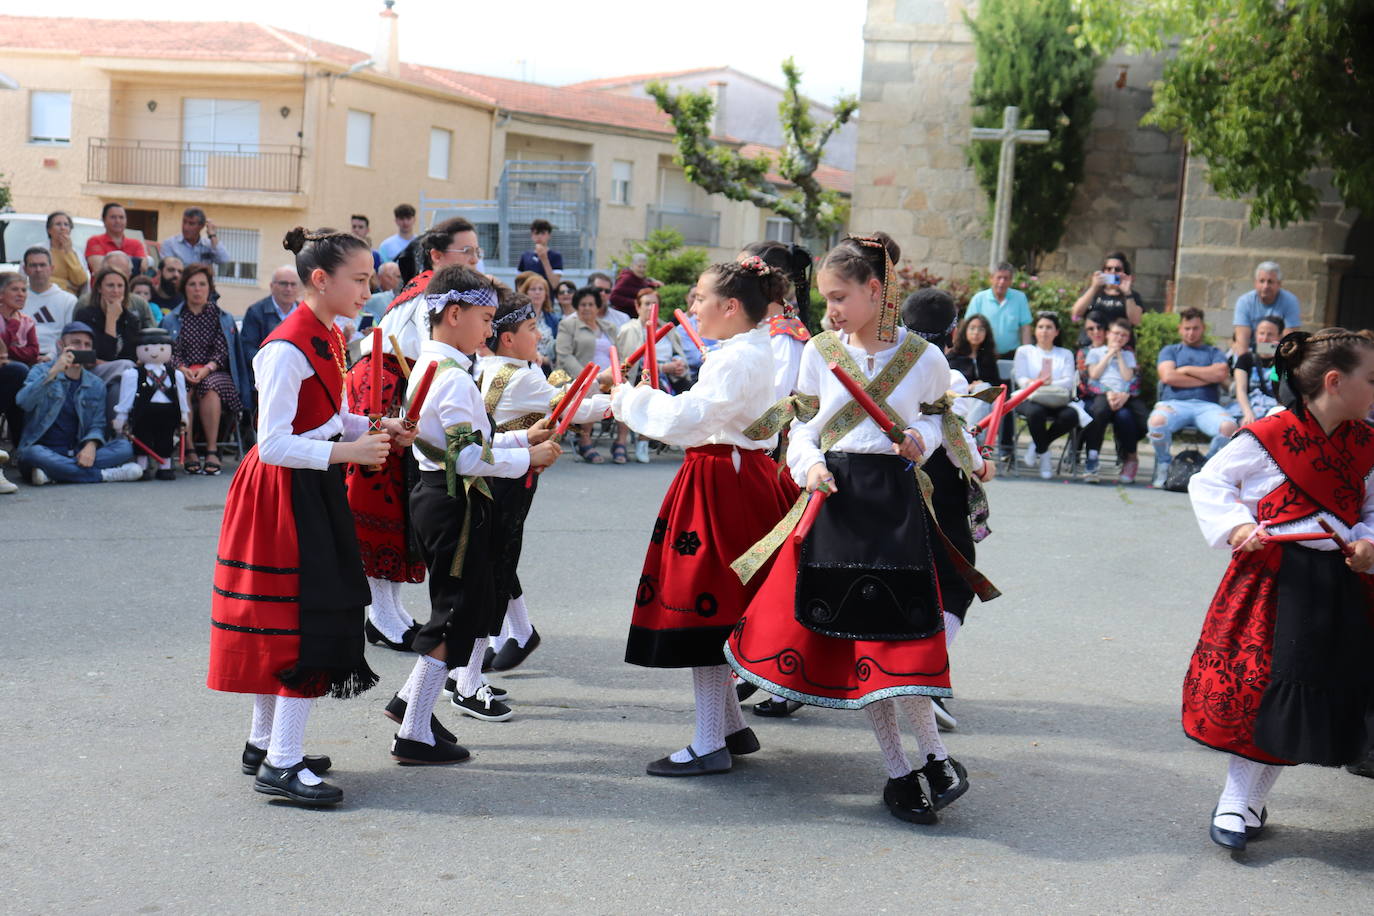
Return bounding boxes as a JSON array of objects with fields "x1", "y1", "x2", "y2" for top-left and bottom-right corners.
[
  {"x1": 505, "y1": 595, "x2": 534, "y2": 646},
  {"x1": 398, "y1": 655, "x2": 447, "y2": 745},
  {"x1": 668, "y1": 665, "x2": 729, "y2": 763},
  {"x1": 718, "y1": 667, "x2": 746, "y2": 735},
  {"x1": 248, "y1": 694, "x2": 275, "y2": 749},
  {"x1": 1247, "y1": 763, "x2": 1283, "y2": 824},
  {"x1": 452, "y1": 640, "x2": 486, "y2": 698},
  {"x1": 397, "y1": 654, "x2": 425, "y2": 703},
  {"x1": 387, "y1": 579, "x2": 416, "y2": 629},
  {"x1": 1215, "y1": 755, "x2": 1281, "y2": 831},
  {"x1": 865, "y1": 699, "x2": 913, "y2": 778},
  {"x1": 943, "y1": 612, "x2": 962, "y2": 648},
  {"x1": 366, "y1": 577, "x2": 410, "y2": 642},
  {"x1": 266, "y1": 696, "x2": 321, "y2": 785},
  {"x1": 900, "y1": 695, "x2": 948, "y2": 761}
]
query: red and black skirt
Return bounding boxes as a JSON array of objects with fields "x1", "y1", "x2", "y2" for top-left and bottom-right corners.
[
  {"x1": 1183, "y1": 543, "x2": 1374, "y2": 766},
  {"x1": 346, "y1": 352, "x2": 426, "y2": 584},
  {"x1": 208, "y1": 446, "x2": 377, "y2": 698},
  {"x1": 626, "y1": 445, "x2": 799, "y2": 669},
  {"x1": 726, "y1": 452, "x2": 952, "y2": 709}
]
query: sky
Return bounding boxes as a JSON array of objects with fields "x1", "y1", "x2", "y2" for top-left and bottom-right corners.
[{"x1": 35, "y1": 0, "x2": 869, "y2": 103}]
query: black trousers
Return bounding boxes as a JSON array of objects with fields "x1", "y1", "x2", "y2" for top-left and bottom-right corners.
[
  {"x1": 0, "y1": 361, "x2": 28, "y2": 446},
  {"x1": 1083, "y1": 394, "x2": 1147, "y2": 455},
  {"x1": 1016, "y1": 401, "x2": 1077, "y2": 453}
]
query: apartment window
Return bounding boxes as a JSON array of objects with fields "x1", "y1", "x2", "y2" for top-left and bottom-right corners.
[
  {"x1": 611, "y1": 159, "x2": 633, "y2": 205},
  {"x1": 30, "y1": 91, "x2": 71, "y2": 144},
  {"x1": 764, "y1": 216, "x2": 795, "y2": 245},
  {"x1": 214, "y1": 228, "x2": 260, "y2": 286},
  {"x1": 346, "y1": 110, "x2": 373, "y2": 168},
  {"x1": 428, "y1": 128, "x2": 452, "y2": 180}
]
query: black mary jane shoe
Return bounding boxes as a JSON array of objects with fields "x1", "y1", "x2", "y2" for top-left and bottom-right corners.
[
  {"x1": 491, "y1": 629, "x2": 541, "y2": 672},
  {"x1": 1246, "y1": 806, "x2": 1268, "y2": 839},
  {"x1": 645, "y1": 745, "x2": 732, "y2": 777},
  {"x1": 753, "y1": 698, "x2": 804, "y2": 718},
  {"x1": 241, "y1": 742, "x2": 332, "y2": 776},
  {"x1": 725, "y1": 727, "x2": 761, "y2": 756},
  {"x1": 253, "y1": 761, "x2": 343, "y2": 806},
  {"x1": 1209, "y1": 807, "x2": 1248, "y2": 851},
  {"x1": 391, "y1": 734, "x2": 470, "y2": 766},
  {"x1": 883, "y1": 771, "x2": 937, "y2": 825},
  {"x1": 480, "y1": 645, "x2": 497, "y2": 673},
  {"x1": 365, "y1": 620, "x2": 416, "y2": 652},
  {"x1": 735, "y1": 681, "x2": 759, "y2": 703},
  {"x1": 383, "y1": 693, "x2": 458, "y2": 744},
  {"x1": 919, "y1": 754, "x2": 969, "y2": 810}
]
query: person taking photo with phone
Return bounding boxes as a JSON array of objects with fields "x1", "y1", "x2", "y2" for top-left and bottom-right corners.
[{"x1": 1071, "y1": 251, "x2": 1144, "y2": 347}]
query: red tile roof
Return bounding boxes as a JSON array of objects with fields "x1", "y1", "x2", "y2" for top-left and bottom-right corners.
[
  {"x1": 562, "y1": 66, "x2": 727, "y2": 92},
  {"x1": 738, "y1": 143, "x2": 853, "y2": 195}
]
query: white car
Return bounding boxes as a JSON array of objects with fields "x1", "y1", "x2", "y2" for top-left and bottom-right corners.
[{"x1": 0, "y1": 212, "x2": 157, "y2": 277}]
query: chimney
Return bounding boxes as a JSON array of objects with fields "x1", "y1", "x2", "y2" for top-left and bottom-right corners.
[
  {"x1": 708, "y1": 80, "x2": 727, "y2": 136},
  {"x1": 375, "y1": 0, "x2": 400, "y2": 77}
]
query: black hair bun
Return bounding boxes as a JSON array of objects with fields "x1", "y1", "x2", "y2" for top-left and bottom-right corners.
[{"x1": 283, "y1": 226, "x2": 308, "y2": 254}]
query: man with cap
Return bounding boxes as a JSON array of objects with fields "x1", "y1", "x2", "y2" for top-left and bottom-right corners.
[
  {"x1": 14, "y1": 321, "x2": 141, "y2": 485},
  {"x1": 114, "y1": 327, "x2": 190, "y2": 480}
]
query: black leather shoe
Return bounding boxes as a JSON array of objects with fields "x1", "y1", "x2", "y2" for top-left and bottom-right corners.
[
  {"x1": 753, "y1": 698, "x2": 804, "y2": 718},
  {"x1": 383, "y1": 693, "x2": 457, "y2": 744},
  {"x1": 241, "y1": 742, "x2": 331, "y2": 776},
  {"x1": 481, "y1": 645, "x2": 496, "y2": 673},
  {"x1": 1246, "y1": 806, "x2": 1268, "y2": 839},
  {"x1": 1210, "y1": 807, "x2": 1248, "y2": 851},
  {"x1": 365, "y1": 620, "x2": 415, "y2": 652},
  {"x1": 491, "y1": 629, "x2": 540, "y2": 672},
  {"x1": 883, "y1": 771, "x2": 937, "y2": 825},
  {"x1": 645, "y1": 745, "x2": 732, "y2": 777},
  {"x1": 725, "y1": 727, "x2": 761, "y2": 756},
  {"x1": 154, "y1": 468, "x2": 176, "y2": 481},
  {"x1": 919, "y1": 754, "x2": 969, "y2": 810},
  {"x1": 254, "y1": 761, "x2": 343, "y2": 806},
  {"x1": 399, "y1": 623, "x2": 420, "y2": 651},
  {"x1": 391, "y1": 734, "x2": 471, "y2": 765},
  {"x1": 735, "y1": 681, "x2": 759, "y2": 702},
  {"x1": 1346, "y1": 753, "x2": 1374, "y2": 779}
]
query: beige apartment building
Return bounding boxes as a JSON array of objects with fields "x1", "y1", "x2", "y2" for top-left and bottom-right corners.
[{"x1": 0, "y1": 10, "x2": 850, "y2": 312}]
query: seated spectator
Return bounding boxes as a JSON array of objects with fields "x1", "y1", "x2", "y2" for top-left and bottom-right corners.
[
  {"x1": 1232, "y1": 314, "x2": 1285, "y2": 426},
  {"x1": 21, "y1": 247, "x2": 77, "y2": 361},
  {"x1": 617, "y1": 287, "x2": 690, "y2": 391},
  {"x1": 1082, "y1": 318, "x2": 1147, "y2": 485},
  {"x1": 75, "y1": 267, "x2": 142, "y2": 367},
  {"x1": 1, "y1": 272, "x2": 40, "y2": 447},
  {"x1": 964, "y1": 261, "x2": 1031, "y2": 358},
  {"x1": 158, "y1": 206, "x2": 229, "y2": 267},
  {"x1": 162, "y1": 264, "x2": 243, "y2": 476},
  {"x1": 1013, "y1": 311, "x2": 1079, "y2": 480},
  {"x1": 84, "y1": 202, "x2": 147, "y2": 276},
  {"x1": 1070, "y1": 251, "x2": 1144, "y2": 346},
  {"x1": 1231, "y1": 260, "x2": 1301, "y2": 356},
  {"x1": 516, "y1": 271, "x2": 558, "y2": 370},
  {"x1": 44, "y1": 211, "x2": 88, "y2": 296},
  {"x1": 1148, "y1": 307, "x2": 1237, "y2": 487},
  {"x1": 516, "y1": 219, "x2": 563, "y2": 288},
  {"x1": 78, "y1": 251, "x2": 155, "y2": 330},
  {"x1": 129, "y1": 276, "x2": 161, "y2": 323},
  {"x1": 241, "y1": 265, "x2": 301, "y2": 372},
  {"x1": 364, "y1": 262, "x2": 402, "y2": 325},
  {"x1": 378, "y1": 203, "x2": 417, "y2": 262},
  {"x1": 555, "y1": 279, "x2": 577, "y2": 319},
  {"x1": 15, "y1": 322, "x2": 140, "y2": 485},
  {"x1": 1076, "y1": 310, "x2": 1108, "y2": 401},
  {"x1": 556, "y1": 286, "x2": 618, "y2": 464},
  {"x1": 609, "y1": 253, "x2": 662, "y2": 319},
  {"x1": 947, "y1": 314, "x2": 1001, "y2": 387},
  {"x1": 148, "y1": 257, "x2": 184, "y2": 312}
]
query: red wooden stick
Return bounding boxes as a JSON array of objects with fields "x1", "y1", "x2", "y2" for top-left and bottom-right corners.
[
  {"x1": 983, "y1": 387, "x2": 1007, "y2": 455},
  {"x1": 792, "y1": 490, "x2": 829, "y2": 545},
  {"x1": 826, "y1": 361, "x2": 903, "y2": 443},
  {"x1": 976, "y1": 378, "x2": 1045, "y2": 430},
  {"x1": 1261, "y1": 531, "x2": 1338, "y2": 544},
  {"x1": 608, "y1": 345, "x2": 623, "y2": 386},
  {"x1": 645, "y1": 313, "x2": 660, "y2": 391},
  {"x1": 1317, "y1": 518, "x2": 1356, "y2": 557},
  {"x1": 674, "y1": 309, "x2": 707, "y2": 353},
  {"x1": 402, "y1": 359, "x2": 439, "y2": 428},
  {"x1": 128, "y1": 434, "x2": 165, "y2": 465},
  {"x1": 554, "y1": 371, "x2": 599, "y2": 438},
  {"x1": 550, "y1": 362, "x2": 599, "y2": 425},
  {"x1": 368, "y1": 327, "x2": 383, "y2": 416},
  {"x1": 622, "y1": 321, "x2": 674, "y2": 368}
]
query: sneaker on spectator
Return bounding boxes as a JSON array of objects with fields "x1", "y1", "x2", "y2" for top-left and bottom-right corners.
[
  {"x1": 1083, "y1": 450, "x2": 1100, "y2": 483},
  {"x1": 0, "y1": 474, "x2": 16, "y2": 495},
  {"x1": 1023, "y1": 443, "x2": 1038, "y2": 468},
  {"x1": 1151, "y1": 462, "x2": 1170, "y2": 489},
  {"x1": 1119, "y1": 456, "x2": 1139, "y2": 485},
  {"x1": 1039, "y1": 450, "x2": 1053, "y2": 480},
  {"x1": 634, "y1": 439, "x2": 650, "y2": 463},
  {"x1": 30, "y1": 467, "x2": 50, "y2": 486},
  {"x1": 0, "y1": 448, "x2": 9, "y2": 466},
  {"x1": 101, "y1": 462, "x2": 144, "y2": 483}
]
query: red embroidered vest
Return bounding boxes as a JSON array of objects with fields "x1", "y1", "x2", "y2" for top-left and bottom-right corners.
[
  {"x1": 1245, "y1": 411, "x2": 1374, "y2": 528},
  {"x1": 262, "y1": 306, "x2": 346, "y2": 434},
  {"x1": 384, "y1": 269, "x2": 433, "y2": 317},
  {"x1": 767, "y1": 315, "x2": 811, "y2": 343}
]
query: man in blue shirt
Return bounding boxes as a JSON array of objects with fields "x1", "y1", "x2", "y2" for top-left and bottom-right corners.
[
  {"x1": 378, "y1": 203, "x2": 418, "y2": 262},
  {"x1": 964, "y1": 262, "x2": 1029, "y2": 457},
  {"x1": 516, "y1": 219, "x2": 563, "y2": 288},
  {"x1": 158, "y1": 207, "x2": 230, "y2": 267},
  {"x1": 1148, "y1": 307, "x2": 1238, "y2": 487},
  {"x1": 241, "y1": 266, "x2": 302, "y2": 375},
  {"x1": 1232, "y1": 260, "x2": 1301, "y2": 356}
]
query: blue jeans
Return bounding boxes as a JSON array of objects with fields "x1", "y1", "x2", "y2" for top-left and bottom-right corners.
[
  {"x1": 19, "y1": 439, "x2": 135, "y2": 483},
  {"x1": 1149, "y1": 399, "x2": 1234, "y2": 466}
]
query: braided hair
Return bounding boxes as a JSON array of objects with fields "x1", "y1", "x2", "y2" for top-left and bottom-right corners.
[
  {"x1": 702, "y1": 257, "x2": 790, "y2": 323},
  {"x1": 741, "y1": 240, "x2": 813, "y2": 314},
  {"x1": 1274, "y1": 327, "x2": 1374, "y2": 418},
  {"x1": 818, "y1": 232, "x2": 900, "y2": 289},
  {"x1": 282, "y1": 227, "x2": 370, "y2": 285}
]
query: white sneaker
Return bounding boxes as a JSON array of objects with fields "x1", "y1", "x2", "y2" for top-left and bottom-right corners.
[
  {"x1": 1039, "y1": 450, "x2": 1053, "y2": 480},
  {"x1": 0, "y1": 474, "x2": 16, "y2": 494},
  {"x1": 30, "y1": 467, "x2": 50, "y2": 486},
  {"x1": 1023, "y1": 443, "x2": 1038, "y2": 468},
  {"x1": 634, "y1": 439, "x2": 650, "y2": 463},
  {"x1": 0, "y1": 448, "x2": 9, "y2": 466},
  {"x1": 100, "y1": 461, "x2": 144, "y2": 483}
]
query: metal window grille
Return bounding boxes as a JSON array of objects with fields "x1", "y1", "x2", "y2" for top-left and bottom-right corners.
[{"x1": 215, "y1": 228, "x2": 259, "y2": 286}]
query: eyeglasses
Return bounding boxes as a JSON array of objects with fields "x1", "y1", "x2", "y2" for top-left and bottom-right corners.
[
  {"x1": 271, "y1": 280, "x2": 299, "y2": 287},
  {"x1": 444, "y1": 246, "x2": 484, "y2": 258},
  {"x1": 1103, "y1": 263, "x2": 1125, "y2": 272}
]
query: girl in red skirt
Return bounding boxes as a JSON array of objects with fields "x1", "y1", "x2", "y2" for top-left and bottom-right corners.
[
  {"x1": 613, "y1": 259, "x2": 799, "y2": 777},
  {"x1": 1184, "y1": 328, "x2": 1374, "y2": 852},
  {"x1": 726, "y1": 233, "x2": 970, "y2": 825},
  {"x1": 207, "y1": 228, "x2": 414, "y2": 806}
]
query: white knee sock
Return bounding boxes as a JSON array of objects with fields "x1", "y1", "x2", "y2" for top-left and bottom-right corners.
[
  {"x1": 398, "y1": 655, "x2": 448, "y2": 745},
  {"x1": 504, "y1": 595, "x2": 534, "y2": 646},
  {"x1": 266, "y1": 696, "x2": 320, "y2": 785},
  {"x1": 248, "y1": 694, "x2": 275, "y2": 749},
  {"x1": 719, "y1": 669, "x2": 746, "y2": 736},
  {"x1": 453, "y1": 640, "x2": 486, "y2": 698},
  {"x1": 900, "y1": 695, "x2": 948, "y2": 762},
  {"x1": 943, "y1": 612, "x2": 962, "y2": 648},
  {"x1": 1215, "y1": 755, "x2": 1280, "y2": 831},
  {"x1": 668, "y1": 665, "x2": 729, "y2": 762},
  {"x1": 1248, "y1": 763, "x2": 1283, "y2": 821},
  {"x1": 865, "y1": 699, "x2": 913, "y2": 778},
  {"x1": 388, "y1": 580, "x2": 416, "y2": 629},
  {"x1": 366, "y1": 577, "x2": 410, "y2": 642}
]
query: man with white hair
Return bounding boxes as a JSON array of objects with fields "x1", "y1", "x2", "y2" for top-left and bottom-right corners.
[
  {"x1": 240, "y1": 266, "x2": 302, "y2": 373},
  {"x1": 1232, "y1": 261, "x2": 1301, "y2": 355}
]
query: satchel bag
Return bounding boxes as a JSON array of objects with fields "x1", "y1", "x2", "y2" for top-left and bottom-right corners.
[{"x1": 1027, "y1": 385, "x2": 1071, "y2": 408}]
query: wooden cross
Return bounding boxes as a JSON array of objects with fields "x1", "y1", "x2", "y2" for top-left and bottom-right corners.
[{"x1": 970, "y1": 105, "x2": 1050, "y2": 273}]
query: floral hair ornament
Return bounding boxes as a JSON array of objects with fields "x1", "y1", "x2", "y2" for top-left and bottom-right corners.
[
  {"x1": 849, "y1": 235, "x2": 899, "y2": 344},
  {"x1": 738, "y1": 255, "x2": 769, "y2": 275},
  {"x1": 423, "y1": 288, "x2": 498, "y2": 312}
]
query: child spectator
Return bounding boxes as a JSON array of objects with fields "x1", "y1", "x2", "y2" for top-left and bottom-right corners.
[{"x1": 1082, "y1": 318, "x2": 1146, "y2": 484}]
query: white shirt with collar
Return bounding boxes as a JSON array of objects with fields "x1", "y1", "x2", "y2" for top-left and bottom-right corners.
[
  {"x1": 786, "y1": 326, "x2": 950, "y2": 486},
  {"x1": 476, "y1": 354, "x2": 610, "y2": 429},
  {"x1": 611, "y1": 325, "x2": 777, "y2": 451},
  {"x1": 114, "y1": 362, "x2": 189, "y2": 420},
  {"x1": 360, "y1": 292, "x2": 429, "y2": 362},
  {"x1": 408, "y1": 340, "x2": 531, "y2": 478},
  {"x1": 254, "y1": 339, "x2": 369, "y2": 470}
]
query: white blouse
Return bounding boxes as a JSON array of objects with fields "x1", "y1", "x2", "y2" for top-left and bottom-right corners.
[
  {"x1": 1188, "y1": 431, "x2": 1374, "y2": 550},
  {"x1": 476, "y1": 355, "x2": 610, "y2": 428},
  {"x1": 359, "y1": 293, "x2": 428, "y2": 362},
  {"x1": 770, "y1": 332, "x2": 806, "y2": 401},
  {"x1": 407, "y1": 341, "x2": 530, "y2": 479},
  {"x1": 786, "y1": 327, "x2": 950, "y2": 485},
  {"x1": 254, "y1": 340, "x2": 369, "y2": 470},
  {"x1": 1013, "y1": 344, "x2": 1077, "y2": 390},
  {"x1": 611, "y1": 325, "x2": 777, "y2": 450}
]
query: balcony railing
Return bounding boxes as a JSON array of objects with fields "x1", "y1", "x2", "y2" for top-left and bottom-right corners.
[
  {"x1": 647, "y1": 205, "x2": 720, "y2": 248},
  {"x1": 87, "y1": 138, "x2": 303, "y2": 193}
]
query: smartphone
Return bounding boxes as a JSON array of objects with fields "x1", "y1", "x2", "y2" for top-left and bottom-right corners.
[
  {"x1": 72, "y1": 350, "x2": 98, "y2": 366},
  {"x1": 1102, "y1": 273, "x2": 1120, "y2": 286}
]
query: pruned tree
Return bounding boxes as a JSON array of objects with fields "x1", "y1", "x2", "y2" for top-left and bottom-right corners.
[{"x1": 646, "y1": 58, "x2": 857, "y2": 245}]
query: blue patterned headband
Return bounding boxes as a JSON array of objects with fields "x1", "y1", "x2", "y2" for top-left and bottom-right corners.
[
  {"x1": 424, "y1": 288, "x2": 498, "y2": 312},
  {"x1": 492, "y1": 302, "x2": 535, "y2": 334},
  {"x1": 912, "y1": 318, "x2": 959, "y2": 343}
]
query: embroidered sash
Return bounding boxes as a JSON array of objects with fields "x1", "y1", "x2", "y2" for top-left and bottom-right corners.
[
  {"x1": 1245, "y1": 411, "x2": 1374, "y2": 528},
  {"x1": 812, "y1": 330, "x2": 927, "y2": 452},
  {"x1": 482, "y1": 363, "x2": 519, "y2": 415}
]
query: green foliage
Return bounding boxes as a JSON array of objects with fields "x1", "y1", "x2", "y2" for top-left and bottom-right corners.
[
  {"x1": 0, "y1": 172, "x2": 10, "y2": 211},
  {"x1": 610, "y1": 229, "x2": 711, "y2": 287},
  {"x1": 656, "y1": 283, "x2": 691, "y2": 318},
  {"x1": 966, "y1": 0, "x2": 1099, "y2": 271},
  {"x1": 1073, "y1": 0, "x2": 1374, "y2": 227},
  {"x1": 646, "y1": 58, "x2": 856, "y2": 243}
]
